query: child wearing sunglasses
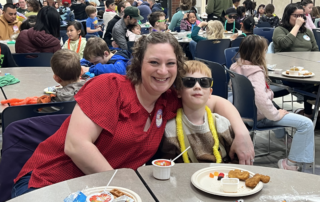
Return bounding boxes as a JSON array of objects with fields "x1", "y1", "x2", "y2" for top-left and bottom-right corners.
[
  {"x1": 160, "y1": 60, "x2": 236, "y2": 164},
  {"x1": 230, "y1": 35, "x2": 314, "y2": 171},
  {"x1": 180, "y1": 10, "x2": 201, "y2": 31},
  {"x1": 225, "y1": 7, "x2": 241, "y2": 33}
]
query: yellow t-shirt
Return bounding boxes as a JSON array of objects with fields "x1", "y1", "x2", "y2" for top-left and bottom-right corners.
[{"x1": 25, "y1": 11, "x2": 38, "y2": 17}]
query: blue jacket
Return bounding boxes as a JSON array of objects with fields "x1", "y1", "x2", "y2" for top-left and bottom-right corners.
[
  {"x1": 80, "y1": 50, "x2": 130, "y2": 76},
  {"x1": 139, "y1": 2, "x2": 152, "y2": 23},
  {"x1": 151, "y1": 3, "x2": 162, "y2": 12}
]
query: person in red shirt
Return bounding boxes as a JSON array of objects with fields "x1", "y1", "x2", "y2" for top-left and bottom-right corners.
[{"x1": 12, "y1": 32, "x2": 254, "y2": 198}]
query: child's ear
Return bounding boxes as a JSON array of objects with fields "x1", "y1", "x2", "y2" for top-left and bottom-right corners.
[
  {"x1": 77, "y1": 30, "x2": 81, "y2": 35},
  {"x1": 104, "y1": 51, "x2": 110, "y2": 57},
  {"x1": 53, "y1": 74, "x2": 62, "y2": 84}
]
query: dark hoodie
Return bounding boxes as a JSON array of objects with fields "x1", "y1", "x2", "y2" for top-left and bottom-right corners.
[
  {"x1": 258, "y1": 15, "x2": 279, "y2": 28},
  {"x1": 151, "y1": 2, "x2": 162, "y2": 12},
  {"x1": 15, "y1": 28, "x2": 61, "y2": 53},
  {"x1": 138, "y1": 1, "x2": 152, "y2": 23},
  {"x1": 80, "y1": 50, "x2": 131, "y2": 76}
]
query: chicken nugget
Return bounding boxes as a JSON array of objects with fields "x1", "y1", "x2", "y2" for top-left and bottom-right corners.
[
  {"x1": 228, "y1": 170, "x2": 250, "y2": 181},
  {"x1": 228, "y1": 170, "x2": 238, "y2": 178},
  {"x1": 259, "y1": 175, "x2": 270, "y2": 183},
  {"x1": 245, "y1": 176, "x2": 260, "y2": 188}
]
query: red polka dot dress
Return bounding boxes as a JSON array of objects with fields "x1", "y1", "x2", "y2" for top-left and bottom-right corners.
[{"x1": 14, "y1": 74, "x2": 181, "y2": 189}]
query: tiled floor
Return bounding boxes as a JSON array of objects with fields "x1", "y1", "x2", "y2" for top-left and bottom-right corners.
[{"x1": 0, "y1": 95, "x2": 319, "y2": 174}]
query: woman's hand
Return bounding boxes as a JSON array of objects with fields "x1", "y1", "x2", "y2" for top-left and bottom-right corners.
[
  {"x1": 295, "y1": 17, "x2": 305, "y2": 27},
  {"x1": 198, "y1": 21, "x2": 208, "y2": 28},
  {"x1": 230, "y1": 33, "x2": 239, "y2": 41},
  {"x1": 278, "y1": 109, "x2": 289, "y2": 119}
]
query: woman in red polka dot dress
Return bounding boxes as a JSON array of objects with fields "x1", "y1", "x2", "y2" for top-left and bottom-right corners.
[{"x1": 12, "y1": 32, "x2": 254, "y2": 197}]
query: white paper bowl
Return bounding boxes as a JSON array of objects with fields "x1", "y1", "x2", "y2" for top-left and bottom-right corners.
[
  {"x1": 221, "y1": 178, "x2": 239, "y2": 193},
  {"x1": 152, "y1": 159, "x2": 175, "y2": 180}
]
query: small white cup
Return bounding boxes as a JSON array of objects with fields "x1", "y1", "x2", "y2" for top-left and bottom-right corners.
[
  {"x1": 152, "y1": 159, "x2": 174, "y2": 180},
  {"x1": 237, "y1": 30, "x2": 242, "y2": 35},
  {"x1": 289, "y1": 70, "x2": 299, "y2": 76},
  {"x1": 221, "y1": 178, "x2": 239, "y2": 193}
]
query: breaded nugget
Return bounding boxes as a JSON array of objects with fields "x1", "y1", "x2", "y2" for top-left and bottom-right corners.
[
  {"x1": 254, "y1": 174, "x2": 270, "y2": 183},
  {"x1": 228, "y1": 169, "x2": 250, "y2": 181},
  {"x1": 110, "y1": 189, "x2": 133, "y2": 199},
  {"x1": 245, "y1": 175, "x2": 260, "y2": 188}
]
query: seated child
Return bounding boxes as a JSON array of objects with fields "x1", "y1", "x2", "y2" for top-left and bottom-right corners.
[
  {"x1": 160, "y1": 60, "x2": 235, "y2": 163},
  {"x1": 50, "y1": 49, "x2": 85, "y2": 102},
  {"x1": 230, "y1": 35, "x2": 314, "y2": 171},
  {"x1": 258, "y1": 4, "x2": 279, "y2": 28},
  {"x1": 70, "y1": 0, "x2": 88, "y2": 20},
  {"x1": 62, "y1": 21, "x2": 87, "y2": 58},
  {"x1": 85, "y1": 5, "x2": 101, "y2": 37},
  {"x1": 225, "y1": 7, "x2": 241, "y2": 33},
  {"x1": 180, "y1": 10, "x2": 201, "y2": 31},
  {"x1": 80, "y1": 37, "x2": 130, "y2": 76},
  {"x1": 126, "y1": 24, "x2": 141, "y2": 41},
  {"x1": 102, "y1": 0, "x2": 117, "y2": 37},
  {"x1": 230, "y1": 16, "x2": 254, "y2": 41},
  {"x1": 43, "y1": 0, "x2": 48, "y2": 6},
  {"x1": 0, "y1": 44, "x2": 17, "y2": 68},
  {"x1": 57, "y1": 0, "x2": 75, "y2": 26},
  {"x1": 236, "y1": 6, "x2": 246, "y2": 23},
  {"x1": 148, "y1": 11, "x2": 167, "y2": 32}
]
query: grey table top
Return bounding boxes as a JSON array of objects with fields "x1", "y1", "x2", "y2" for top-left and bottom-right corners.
[
  {"x1": 276, "y1": 52, "x2": 320, "y2": 63},
  {"x1": 137, "y1": 163, "x2": 320, "y2": 202},
  {"x1": 266, "y1": 53, "x2": 320, "y2": 84},
  {"x1": 8, "y1": 168, "x2": 155, "y2": 202}
]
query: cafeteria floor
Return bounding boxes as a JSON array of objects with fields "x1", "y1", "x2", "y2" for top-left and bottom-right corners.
[{"x1": 0, "y1": 94, "x2": 319, "y2": 175}]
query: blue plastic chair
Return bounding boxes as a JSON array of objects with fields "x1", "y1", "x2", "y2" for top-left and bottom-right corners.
[
  {"x1": 2, "y1": 101, "x2": 76, "y2": 132},
  {"x1": 12, "y1": 53, "x2": 54, "y2": 67},
  {"x1": 141, "y1": 27, "x2": 150, "y2": 34},
  {"x1": 227, "y1": 69, "x2": 289, "y2": 157},
  {"x1": 85, "y1": 34, "x2": 97, "y2": 41},
  {"x1": 312, "y1": 29, "x2": 320, "y2": 51},
  {"x1": 195, "y1": 39, "x2": 231, "y2": 65},
  {"x1": 253, "y1": 28, "x2": 275, "y2": 44},
  {"x1": 230, "y1": 37, "x2": 243, "y2": 47},
  {"x1": 127, "y1": 41, "x2": 135, "y2": 53},
  {"x1": 224, "y1": 47, "x2": 239, "y2": 69},
  {"x1": 196, "y1": 58, "x2": 228, "y2": 99},
  {"x1": 256, "y1": 22, "x2": 272, "y2": 28}
]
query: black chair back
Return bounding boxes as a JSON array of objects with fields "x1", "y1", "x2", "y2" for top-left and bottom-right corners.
[
  {"x1": 12, "y1": 53, "x2": 53, "y2": 67},
  {"x1": 127, "y1": 41, "x2": 135, "y2": 53},
  {"x1": 195, "y1": 39, "x2": 231, "y2": 65},
  {"x1": 312, "y1": 29, "x2": 320, "y2": 51},
  {"x1": 2, "y1": 101, "x2": 76, "y2": 132},
  {"x1": 231, "y1": 37, "x2": 243, "y2": 47},
  {"x1": 196, "y1": 59, "x2": 228, "y2": 99},
  {"x1": 227, "y1": 69, "x2": 257, "y2": 127},
  {"x1": 256, "y1": 22, "x2": 271, "y2": 28}
]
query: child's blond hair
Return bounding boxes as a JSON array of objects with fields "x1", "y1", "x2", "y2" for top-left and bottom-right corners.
[
  {"x1": 206, "y1": 20, "x2": 225, "y2": 40},
  {"x1": 183, "y1": 60, "x2": 212, "y2": 78}
]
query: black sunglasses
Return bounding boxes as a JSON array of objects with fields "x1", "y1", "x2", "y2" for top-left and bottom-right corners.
[
  {"x1": 228, "y1": 15, "x2": 238, "y2": 19},
  {"x1": 182, "y1": 77, "x2": 213, "y2": 88}
]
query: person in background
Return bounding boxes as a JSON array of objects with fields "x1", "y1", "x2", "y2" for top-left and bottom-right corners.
[
  {"x1": 63, "y1": 21, "x2": 87, "y2": 58},
  {"x1": 258, "y1": 4, "x2": 279, "y2": 28},
  {"x1": 88, "y1": 0, "x2": 100, "y2": 7},
  {"x1": 25, "y1": 0, "x2": 40, "y2": 17},
  {"x1": 17, "y1": 0, "x2": 28, "y2": 14},
  {"x1": 148, "y1": 11, "x2": 167, "y2": 32},
  {"x1": 103, "y1": 1, "x2": 130, "y2": 47},
  {"x1": 47, "y1": 0, "x2": 55, "y2": 7},
  {"x1": 70, "y1": 0, "x2": 88, "y2": 20},
  {"x1": 19, "y1": 15, "x2": 36, "y2": 31},
  {"x1": 254, "y1": 4, "x2": 265, "y2": 20},
  {"x1": 0, "y1": 44, "x2": 17, "y2": 67},
  {"x1": 224, "y1": 7, "x2": 240, "y2": 33},
  {"x1": 231, "y1": 35, "x2": 314, "y2": 171},
  {"x1": 137, "y1": 0, "x2": 152, "y2": 23},
  {"x1": 146, "y1": 0, "x2": 161, "y2": 12},
  {"x1": 86, "y1": 5, "x2": 101, "y2": 36},
  {"x1": 189, "y1": 20, "x2": 225, "y2": 59},
  {"x1": 80, "y1": 37, "x2": 130, "y2": 75},
  {"x1": 312, "y1": 6, "x2": 320, "y2": 27},
  {"x1": 50, "y1": 49, "x2": 86, "y2": 102},
  {"x1": 126, "y1": 23, "x2": 141, "y2": 41},
  {"x1": 243, "y1": 0, "x2": 254, "y2": 16},
  {"x1": 169, "y1": 0, "x2": 201, "y2": 31},
  {"x1": 102, "y1": 0, "x2": 117, "y2": 38},
  {"x1": 206, "y1": 0, "x2": 232, "y2": 22},
  {"x1": 0, "y1": 3, "x2": 22, "y2": 40},
  {"x1": 236, "y1": 6, "x2": 245, "y2": 23},
  {"x1": 43, "y1": 0, "x2": 48, "y2": 6},
  {"x1": 301, "y1": 0, "x2": 316, "y2": 30},
  {"x1": 233, "y1": 0, "x2": 240, "y2": 9},
  {"x1": 0, "y1": 4, "x2": 2, "y2": 16},
  {"x1": 112, "y1": 6, "x2": 143, "y2": 50},
  {"x1": 58, "y1": 0, "x2": 75, "y2": 26},
  {"x1": 16, "y1": 6, "x2": 61, "y2": 53},
  {"x1": 230, "y1": 16, "x2": 254, "y2": 41},
  {"x1": 180, "y1": 10, "x2": 201, "y2": 31}
]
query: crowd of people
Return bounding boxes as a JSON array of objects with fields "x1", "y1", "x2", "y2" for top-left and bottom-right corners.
[{"x1": 0, "y1": 0, "x2": 318, "y2": 199}]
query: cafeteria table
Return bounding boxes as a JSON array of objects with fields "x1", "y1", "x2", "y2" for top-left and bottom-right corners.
[
  {"x1": 137, "y1": 163, "x2": 320, "y2": 202},
  {"x1": 276, "y1": 52, "x2": 320, "y2": 63},
  {"x1": 8, "y1": 168, "x2": 155, "y2": 202}
]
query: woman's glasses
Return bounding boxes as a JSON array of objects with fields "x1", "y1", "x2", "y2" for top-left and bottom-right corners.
[
  {"x1": 291, "y1": 14, "x2": 305, "y2": 18},
  {"x1": 228, "y1": 15, "x2": 238, "y2": 19},
  {"x1": 182, "y1": 77, "x2": 213, "y2": 88}
]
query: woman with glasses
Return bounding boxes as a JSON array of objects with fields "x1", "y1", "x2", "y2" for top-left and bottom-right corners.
[
  {"x1": 12, "y1": 32, "x2": 254, "y2": 197},
  {"x1": 273, "y1": 3, "x2": 318, "y2": 52}
]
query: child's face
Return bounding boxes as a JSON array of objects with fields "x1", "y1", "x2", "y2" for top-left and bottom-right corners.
[
  {"x1": 90, "y1": 12, "x2": 97, "y2": 18},
  {"x1": 179, "y1": 71, "x2": 213, "y2": 110},
  {"x1": 89, "y1": 53, "x2": 109, "y2": 65},
  {"x1": 27, "y1": 3, "x2": 33, "y2": 11},
  {"x1": 188, "y1": 13, "x2": 196, "y2": 24},
  {"x1": 43, "y1": 1, "x2": 47, "y2": 6},
  {"x1": 132, "y1": 26, "x2": 141, "y2": 35},
  {"x1": 226, "y1": 14, "x2": 236, "y2": 23},
  {"x1": 155, "y1": 16, "x2": 167, "y2": 31},
  {"x1": 67, "y1": 25, "x2": 81, "y2": 41},
  {"x1": 259, "y1": 7, "x2": 265, "y2": 14},
  {"x1": 109, "y1": 3, "x2": 116, "y2": 10},
  {"x1": 304, "y1": 3, "x2": 313, "y2": 15}
]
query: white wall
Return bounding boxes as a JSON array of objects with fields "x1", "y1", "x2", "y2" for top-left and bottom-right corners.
[{"x1": 1, "y1": 0, "x2": 7, "y2": 6}]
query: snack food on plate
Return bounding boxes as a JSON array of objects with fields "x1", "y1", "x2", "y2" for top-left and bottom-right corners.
[
  {"x1": 290, "y1": 67, "x2": 299, "y2": 71},
  {"x1": 245, "y1": 173, "x2": 270, "y2": 188},
  {"x1": 228, "y1": 169, "x2": 250, "y2": 181},
  {"x1": 154, "y1": 160, "x2": 171, "y2": 166},
  {"x1": 88, "y1": 192, "x2": 113, "y2": 202},
  {"x1": 110, "y1": 189, "x2": 134, "y2": 199}
]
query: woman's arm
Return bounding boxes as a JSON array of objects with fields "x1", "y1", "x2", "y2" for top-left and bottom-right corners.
[
  {"x1": 206, "y1": 95, "x2": 255, "y2": 165},
  {"x1": 191, "y1": 22, "x2": 207, "y2": 42},
  {"x1": 64, "y1": 104, "x2": 113, "y2": 174},
  {"x1": 272, "y1": 27, "x2": 296, "y2": 50}
]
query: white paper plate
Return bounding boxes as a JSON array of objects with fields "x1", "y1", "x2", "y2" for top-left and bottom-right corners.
[
  {"x1": 191, "y1": 166, "x2": 264, "y2": 197},
  {"x1": 82, "y1": 186, "x2": 142, "y2": 202},
  {"x1": 224, "y1": 31, "x2": 233, "y2": 34},
  {"x1": 43, "y1": 85, "x2": 62, "y2": 94},
  {"x1": 282, "y1": 71, "x2": 315, "y2": 78}
]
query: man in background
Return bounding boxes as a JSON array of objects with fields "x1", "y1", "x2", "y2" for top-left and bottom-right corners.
[
  {"x1": 206, "y1": 0, "x2": 232, "y2": 22},
  {"x1": 0, "y1": 3, "x2": 22, "y2": 40},
  {"x1": 17, "y1": 0, "x2": 28, "y2": 14}
]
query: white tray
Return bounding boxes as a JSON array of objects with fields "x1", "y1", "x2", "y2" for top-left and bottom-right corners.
[{"x1": 191, "y1": 166, "x2": 264, "y2": 197}]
